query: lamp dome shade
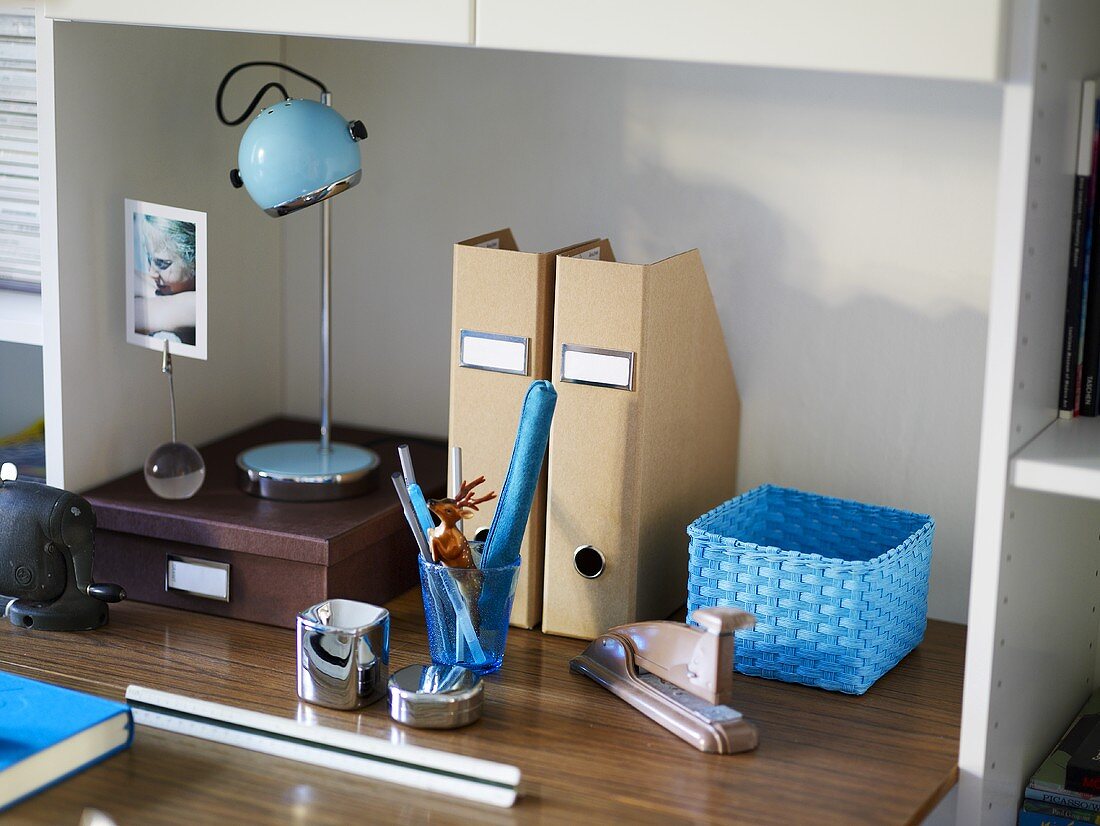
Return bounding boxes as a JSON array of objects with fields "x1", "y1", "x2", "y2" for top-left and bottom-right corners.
[{"x1": 236, "y1": 99, "x2": 362, "y2": 217}]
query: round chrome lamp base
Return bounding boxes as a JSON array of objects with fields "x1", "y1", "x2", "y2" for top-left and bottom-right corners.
[{"x1": 236, "y1": 441, "x2": 380, "y2": 501}]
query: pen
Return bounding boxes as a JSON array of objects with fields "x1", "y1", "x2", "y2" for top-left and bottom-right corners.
[
  {"x1": 406, "y1": 482, "x2": 437, "y2": 548},
  {"x1": 391, "y1": 472, "x2": 431, "y2": 563},
  {"x1": 450, "y1": 446, "x2": 463, "y2": 533},
  {"x1": 398, "y1": 444, "x2": 417, "y2": 487}
]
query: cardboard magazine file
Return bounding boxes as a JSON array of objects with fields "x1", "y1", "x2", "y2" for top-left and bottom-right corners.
[
  {"x1": 543, "y1": 249, "x2": 740, "y2": 639},
  {"x1": 449, "y1": 230, "x2": 612, "y2": 628}
]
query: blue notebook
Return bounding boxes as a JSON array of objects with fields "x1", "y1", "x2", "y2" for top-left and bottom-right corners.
[{"x1": 0, "y1": 671, "x2": 133, "y2": 811}]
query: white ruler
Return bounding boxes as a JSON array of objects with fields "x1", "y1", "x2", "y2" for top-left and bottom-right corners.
[{"x1": 125, "y1": 685, "x2": 520, "y2": 808}]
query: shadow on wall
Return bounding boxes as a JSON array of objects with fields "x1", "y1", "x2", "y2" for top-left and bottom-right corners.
[
  {"x1": 280, "y1": 40, "x2": 1000, "y2": 623},
  {"x1": 619, "y1": 149, "x2": 985, "y2": 625}
]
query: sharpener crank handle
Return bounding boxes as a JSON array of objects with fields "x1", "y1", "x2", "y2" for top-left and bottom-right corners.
[{"x1": 60, "y1": 494, "x2": 125, "y2": 603}]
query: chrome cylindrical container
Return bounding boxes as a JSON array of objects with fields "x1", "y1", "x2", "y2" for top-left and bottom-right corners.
[
  {"x1": 297, "y1": 599, "x2": 390, "y2": 710},
  {"x1": 388, "y1": 664, "x2": 483, "y2": 729}
]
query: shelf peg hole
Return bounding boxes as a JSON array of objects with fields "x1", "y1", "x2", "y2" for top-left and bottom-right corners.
[
  {"x1": 993, "y1": 721, "x2": 999, "y2": 729},
  {"x1": 1025, "y1": 291, "x2": 1032, "y2": 302}
]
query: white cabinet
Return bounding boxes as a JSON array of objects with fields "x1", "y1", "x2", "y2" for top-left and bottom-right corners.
[
  {"x1": 27, "y1": 2, "x2": 1100, "y2": 823},
  {"x1": 476, "y1": 0, "x2": 1007, "y2": 82},
  {"x1": 43, "y1": 0, "x2": 475, "y2": 46}
]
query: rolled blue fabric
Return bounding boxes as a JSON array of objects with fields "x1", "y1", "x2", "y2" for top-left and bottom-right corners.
[{"x1": 481, "y1": 380, "x2": 558, "y2": 569}]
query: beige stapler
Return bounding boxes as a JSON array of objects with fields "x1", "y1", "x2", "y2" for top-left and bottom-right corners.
[{"x1": 570, "y1": 607, "x2": 758, "y2": 754}]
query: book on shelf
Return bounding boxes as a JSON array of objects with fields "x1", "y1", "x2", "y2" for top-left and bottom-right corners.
[
  {"x1": 1059, "y1": 79, "x2": 1099, "y2": 418},
  {"x1": 1069, "y1": 724, "x2": 1100, "y2": 794},
  {"x1": 1083, "y1": 134, "x2": 1100, "y2": 416},
  {"x1": 1073, "y1": 98, "x2": 1100, "y2": 413},
  {"x1": 1022, "y1": 799, "x2": 1100, "y2": 824},
  {"x1": 1021, "y1": 809, "x2": 1100, "y2": 826},
  {"x1": 1025, "y1": 688, "x2": 1100, "y2": 814},
  {"x1": 0, "y1": 671, "x2": 133, "y2": 812},
  {"x1": 1079, "y1": 95, "x2": 1100, "y2": 416}
]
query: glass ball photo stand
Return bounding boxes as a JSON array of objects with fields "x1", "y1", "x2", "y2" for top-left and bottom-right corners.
[{"x1": 236, "y1": 440, "x2": 380, "y2": 501}]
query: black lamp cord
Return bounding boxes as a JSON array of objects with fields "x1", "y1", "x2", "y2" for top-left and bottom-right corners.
[{"x1": 215, "y1": 61, "x2": 329, "y2": 126}]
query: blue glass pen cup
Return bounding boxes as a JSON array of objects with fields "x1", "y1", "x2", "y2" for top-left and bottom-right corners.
[{"x1": 417, "y1": 551, "x2": 520, "y2": 675}]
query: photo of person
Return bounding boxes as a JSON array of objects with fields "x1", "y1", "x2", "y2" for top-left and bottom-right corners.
[{"x1": 125, "y1": 199, "x2": 207, "y2": 360}]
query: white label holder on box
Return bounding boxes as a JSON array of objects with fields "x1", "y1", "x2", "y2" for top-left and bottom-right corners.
[
  {"x1": 560, "y1": 344, "x2": 635, "y2": 391},
  {"x1": 459, "y1": 330, "x2": 529, "y2": 376},
  {"x1": 166, "y1": 554, "x2": 230, "y2": 602}
]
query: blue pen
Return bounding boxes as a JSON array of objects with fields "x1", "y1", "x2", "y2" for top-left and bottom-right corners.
[
  {"x1": 391, "y1": 472, "x2": 431, "y2": 562},
  {"x1": 407, "y1": 482, "x2": 436, "y2": 547}
]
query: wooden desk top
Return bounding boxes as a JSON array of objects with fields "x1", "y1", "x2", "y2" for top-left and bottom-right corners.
[{"x1": 0, "y1": 592, "x2": 964, "y2": 825}]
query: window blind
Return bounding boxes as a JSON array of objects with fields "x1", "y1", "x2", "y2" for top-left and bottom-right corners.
[{"x1": 0, "y1": 12, "x2": 37, "y2": 292}]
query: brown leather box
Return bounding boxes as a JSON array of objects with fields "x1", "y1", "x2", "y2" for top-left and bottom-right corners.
[{"x1": 83, "y1": 418, "x2": 445, "y2": 628}]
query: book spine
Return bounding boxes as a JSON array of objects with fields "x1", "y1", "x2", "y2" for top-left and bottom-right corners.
[
  {"x1": 1086, "y1": 170, "x2": 1100, "y2": 414},
  {"x1": 1068, "y1": 765, "x2": 1100, "y2": 797},
  {"x1": 1025, "y1": 798, "x2": 1100, "y2": 824},
  {"x1": 1078, "y1": 104, "x2": 1100, "y2": 415},
  {"x1": 1027, "y1": 787, "x2": 1100, "y2": 814},
  {"x1": 1019, "y1": 810, "x2": 1085, "y2": 826},
  {"x1": 1061, "y1": 174, "x2": 1089, "y2": 417}
]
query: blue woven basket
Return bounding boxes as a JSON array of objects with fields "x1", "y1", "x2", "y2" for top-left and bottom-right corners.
[{"x1": 687, "y1": 485, "x2": 934, "y2": 695}]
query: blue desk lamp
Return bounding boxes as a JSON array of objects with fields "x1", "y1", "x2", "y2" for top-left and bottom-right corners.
[{"x1": 217, "y1": 62, "x2": 378, "y2": 501}]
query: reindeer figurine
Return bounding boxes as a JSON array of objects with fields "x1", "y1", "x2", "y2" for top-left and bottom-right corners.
[{"x1": 427, "y1": 476, "x2": 497, "y2": 569}]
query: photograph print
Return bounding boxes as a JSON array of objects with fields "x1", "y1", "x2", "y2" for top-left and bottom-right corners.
[{"x1": 125, "y1": 199, "x2": 208, "y2": 360}]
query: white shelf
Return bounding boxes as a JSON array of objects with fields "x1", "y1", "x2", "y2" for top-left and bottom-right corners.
[
  {"x1": 1010, "y1": 417, "x2": 1100, "y2": 500},
  {"x1": 43, "y1": 0, "x2": 474, "y2": 46},
  {"x1": 477, "y1": 0, "x2": 1007, "y2": 82},
  {"x1": 0, "y1": 290, "x2": 42, "y2": 346},
  {"x1": 46, "y1": 0, "x2": 1006, "y2": 81}
]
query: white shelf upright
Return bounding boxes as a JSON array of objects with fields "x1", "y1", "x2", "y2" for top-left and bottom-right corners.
[{"x1": 960, "y1": 1, "x2": 1100, "y2": 822}]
